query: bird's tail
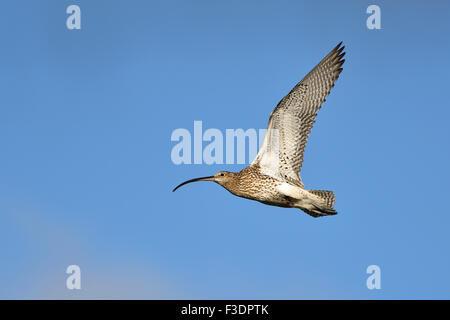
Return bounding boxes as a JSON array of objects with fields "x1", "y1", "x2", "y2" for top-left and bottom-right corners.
[
  {"x1": 308, "y1": 190, "x2": 336, "y2": 208},
  {"x1": 304, "y1": 190, "x2": 338, "y2": 218}
]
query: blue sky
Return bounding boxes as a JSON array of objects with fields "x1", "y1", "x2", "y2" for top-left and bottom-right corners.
[{"x1": 0, "y1": 0, "x2": 449, "y2": 299}]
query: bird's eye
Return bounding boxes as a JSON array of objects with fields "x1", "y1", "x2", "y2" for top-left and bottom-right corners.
[{"x1": 220, "y1": 173, "x2": 225, "y2": 176}]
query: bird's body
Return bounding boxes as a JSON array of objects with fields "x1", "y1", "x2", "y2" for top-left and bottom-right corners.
[
  {"x1": 212, "y1": 165, "x2": 337, "y2": 217},
  {"x1": 173, "y1": 42, "x2": 345, "y2": 218}
]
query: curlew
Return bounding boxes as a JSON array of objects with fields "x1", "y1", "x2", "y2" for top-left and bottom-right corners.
[{"x1": 173, "y1": 42, "x2": 345, "y2": 217}]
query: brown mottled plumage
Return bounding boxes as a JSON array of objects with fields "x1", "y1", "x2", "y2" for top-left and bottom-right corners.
[{"x1": 173, "y1": 43, "x2": 345, "y2": 218}]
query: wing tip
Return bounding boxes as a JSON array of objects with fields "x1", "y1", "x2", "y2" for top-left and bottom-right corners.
[
  {"x1": 332, "y1": 42, "x2": 346, "y2": 69},
  {"x1": 325, "y1": 42, "x2": 346, "y2": 66},
  {"x1": 334, "y1": 41, "x2": 345, "y2": 52}
]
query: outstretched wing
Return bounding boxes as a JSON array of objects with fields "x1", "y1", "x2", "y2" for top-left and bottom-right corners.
[{"x1": 251, "y1": 42, "x2": 345, "y2": 187}]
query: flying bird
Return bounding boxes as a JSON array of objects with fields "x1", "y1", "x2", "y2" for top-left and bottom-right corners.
[{"x1": 173, "y1": 42, "x2": 345, "y2": 217}]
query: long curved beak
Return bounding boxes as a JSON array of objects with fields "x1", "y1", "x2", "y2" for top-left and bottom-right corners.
[{"x1": 172, "y1": 176, "x2": 215, "y2": 192}]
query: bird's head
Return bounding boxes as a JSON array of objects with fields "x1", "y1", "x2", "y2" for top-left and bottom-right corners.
[{"x1": 172, "y1": 171, "x2": 236, "y2": 192}]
